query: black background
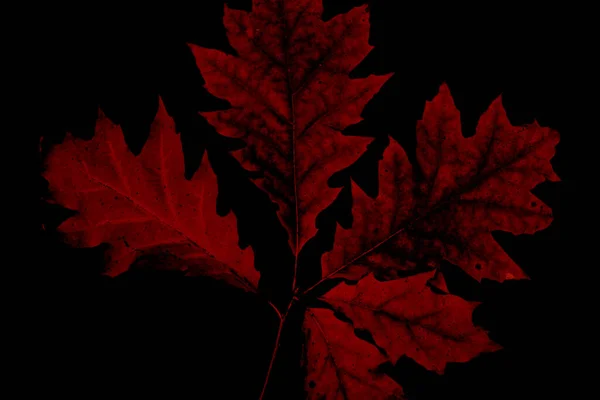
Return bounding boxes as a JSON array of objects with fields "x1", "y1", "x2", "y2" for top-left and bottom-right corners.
[{"x1": 33, "y1": 1, "x2": 579, "y2": 398}]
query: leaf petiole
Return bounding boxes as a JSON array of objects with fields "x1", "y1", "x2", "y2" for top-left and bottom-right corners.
[{"x1": 259, "y1": 299, "x2": 296, "y2": 400}]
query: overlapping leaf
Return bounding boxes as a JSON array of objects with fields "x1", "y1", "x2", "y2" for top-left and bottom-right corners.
[
  {"x1": 318, "y1": 272, "x2": 499, "y2": 373},
  {"x1": 304, "y1": 270, "x2": 499, "y2": 399}
]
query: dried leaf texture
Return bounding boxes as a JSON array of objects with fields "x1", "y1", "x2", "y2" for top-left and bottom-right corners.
[
  {"x1": 190, "y1": 0, "x2": 392, "y2": 253},
  {"x1": 43, "y1": 100, "x2": 258, "y2": 291},
  {"x1": 323, "y1": 84, "x2": 560, "y2": 283}
]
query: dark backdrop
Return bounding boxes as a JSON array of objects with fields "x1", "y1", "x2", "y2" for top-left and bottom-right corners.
[{"x1": 34, "y1": 1, "x2": 577, "y2": 398}]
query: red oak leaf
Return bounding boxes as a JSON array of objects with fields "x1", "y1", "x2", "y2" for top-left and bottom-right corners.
[
  {"x1": 303, "y1": 308, "x2": 404, "y2": 399},
  {"x1": 42, "y1": 99, "x2": 258, "y2": 291},
  {"x1": 321, "y1": 84, "x2": 560, "y2": 284},
  {"x1": 190, "y1": 0, "x2": 392, "y2": 256},
  {"x1": 318, "y1": 271, "x2": 500, "y2": 373}
]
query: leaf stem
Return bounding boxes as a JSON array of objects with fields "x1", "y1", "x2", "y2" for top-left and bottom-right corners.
[
  {"x1": 301, "y1": 225, "x2": 410, "y2": 297},
  {"x1": 259, "y1": 300, "x2": 294, "y2": 400},
  {"x1": 267, "y1": 301, "x2": 283, "y2": 321},
  {"x1": 301, "y1": 200, "x2": 446, "y2": 297}
]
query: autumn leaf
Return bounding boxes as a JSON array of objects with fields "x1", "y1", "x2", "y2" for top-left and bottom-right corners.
[
  {"x1": 42, "y1": 99, "x2": 258, "y2": 291},
  {"x1": 318, "y1": 271, "x2": 500, "y2": 373},
  {"x1": 189, "y1": 0, "x2": 392, "y2": 262},
  {"x1": 320, "y1": 83, "x2": 560, "y2": 285},
  {"x1": 42, "y1": 1, "x2": 561, "y2": 399}
]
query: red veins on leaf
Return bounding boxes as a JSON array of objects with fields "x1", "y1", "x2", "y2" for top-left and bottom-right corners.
[
  {"x1": 190, "y1": 0, "x2": 392, "y2": 258},
  {"x1": 42, "y1": 1, "x2": 560, "y2": 399},
  {"x1": 43, "y1": 100, "x2": 258, "y2": 291},
  {"x1": 322, "y1": 84, "x2": 560, "y2": 285}
]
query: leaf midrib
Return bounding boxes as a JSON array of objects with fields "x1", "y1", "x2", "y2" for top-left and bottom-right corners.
[
  {"x1": 304, "y1": 129, "x2": 552, "y2": 294},
  {"x1": 76, "y1": 159, "x2": 213, "y2": 259}
]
